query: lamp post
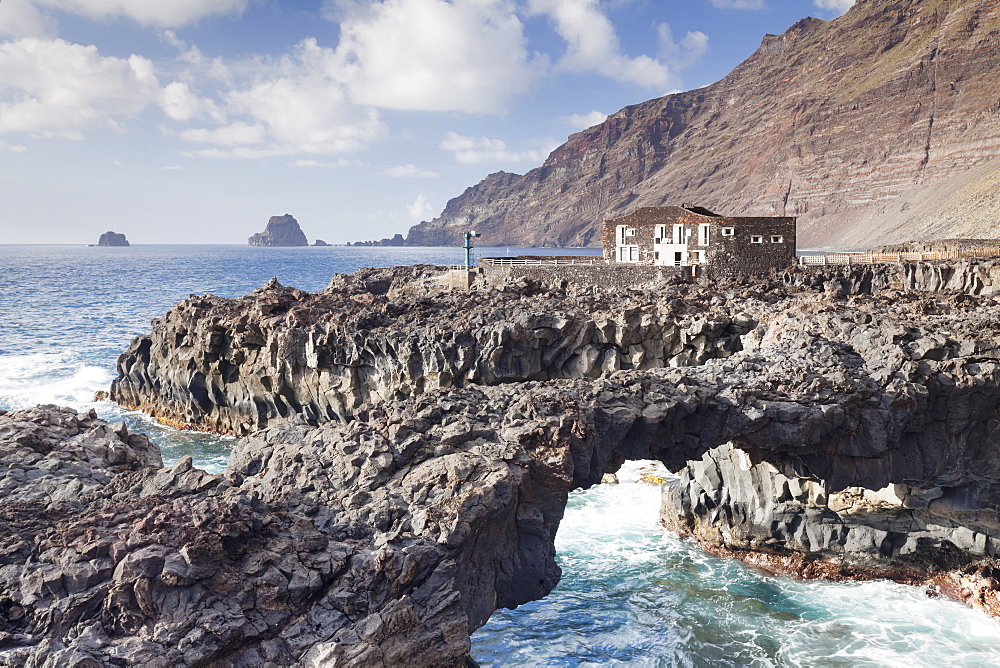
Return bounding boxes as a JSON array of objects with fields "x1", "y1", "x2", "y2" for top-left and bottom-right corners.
[{"x1": 463, "y1": 230, "x2": 481, "y2": 270}]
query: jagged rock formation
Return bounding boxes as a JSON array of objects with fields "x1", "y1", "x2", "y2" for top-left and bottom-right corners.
[
  {"x1": 405, "y1": 0, "x2": 1000, "y2": 249},
  {"x1": 313, "y1": 239, "x2": 330, "y2": 247},
  {"x1": 14, "y1": 266, "x2": 1000, "y2": 662},
  {"x1": 97, "y1": 231, "x2": 129, "y2": 247},
  {"x1": 248, "y1": 214, "x2": 308, "y2": 247},
  {"x1": 110, "y1": 259, "x2": 1000, "y2": 437},
  {"x1": 110, "y1": 266, "x2": 752, "y2": 435},
  {"x1": 661, "y1": 443, "x2": 1000, "y2": 617}
]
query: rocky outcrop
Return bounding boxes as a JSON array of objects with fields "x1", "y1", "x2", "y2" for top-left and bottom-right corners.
[
  {"x1": 110, "y1": 258, "x2": 1000, "y2": 438},
  {"x1": 110, "y1": 266, "x2": 753, "y2": 435},
  {"x1": 15, "y1": 272, "x2": 1000, "y2": 662},
  {"x1": 0, "y1": 404, "x2": 492, "y2": 666},
  {"x1": 660, "y1": 443, "x2": 1000, "y2": 617},
  {"x1": 97, "y1": 231, "x2": 129, "y2": 247},
  {"x1": 313, "y1": 239, "x2": 330, "y2": 247},
  {"x1": 783, "y1": 258, "x2": 1000, "y2": 296},
  {"x1": 405, "y1": 0, "x2": 1000, "y2": 249},
  {"x1": 19, "y1": 254, "x2": 1000, "y2": 663},
  {"x1": 248, "y1": 214, "x2": 308, "y2": 247}
]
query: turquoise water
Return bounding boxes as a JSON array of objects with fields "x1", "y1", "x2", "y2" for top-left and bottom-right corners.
[{"x1": 3, "y1": 244, "x2": 1000, "y2": 665}]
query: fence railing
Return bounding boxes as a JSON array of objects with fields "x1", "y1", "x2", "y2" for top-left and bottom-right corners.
[
  {"x1": 479, "y1": 257, "x2": 604, "y2": 266},
  {"x1": 799, "y1": 247, "x2": 1000, "y2": 266}
]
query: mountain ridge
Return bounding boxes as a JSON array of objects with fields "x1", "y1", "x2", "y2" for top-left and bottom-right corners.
[{"x1": 405, "y1": 0, "x2": 1000, "y2": 249}]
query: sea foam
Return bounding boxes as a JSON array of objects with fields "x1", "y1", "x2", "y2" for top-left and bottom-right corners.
[{"x1": 0, "y1": 352, "x2": 112, "y2": 411}]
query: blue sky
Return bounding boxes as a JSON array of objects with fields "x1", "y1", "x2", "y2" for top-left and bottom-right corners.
[{"x1": 0, "y1": 0, "x2": 853, "y2": 245}]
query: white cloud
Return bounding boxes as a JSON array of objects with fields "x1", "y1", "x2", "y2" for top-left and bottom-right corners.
[
  {"x1": 162, "y1": 164, "x2": 184, "y2": 170},
  {"x1": 382, "y1": 164, "x2": 440, "y2": 178},
  {"x1": 10, "y1": 145, "x2": 28, "y2": 153},
  {"x1": 180, "y1": 121, "x2": 265, "y2": 146},
  {"x1": 0, "y1": 0, "x2": 55, "y2": 38},
  {"x1": 160, "y1": 81, "x2": 220, "y2": 121},
  {"x1": 288, "y1": 158, "x2": 352, "y2": 167},
  {"x1": 328, "y1": 0, "x2": 544, "y2": 113},
  {"x1": 561, "y1": 110, "x2": 608, "y2": 130},
  {"x1": 178, "y1": 39, "x2": 387, "y2": 158},
  {"x1": 813, "y1": 0, "x2": 854, "y2": 13},
  {"x1": 0, "y1": 38, "x2": 161, "y2": 139},
  {"x1": 658, "y1": 23, "x2": 709, "y2": 70},
  {"x1": 708, "y1": 0, "x2": 766, "y2": 9},
  {"x1": 529, "y1": 0, "x2": 674, "y2": 88},
  {"x1": 161, "y1": 30, "x2": 208, "y2": 65},
  {"x1": 32, "y1": 0, "x2": 249, "y2": 27},
  {"x1": 407, "y1": 193, "x2": 434, "y2": 221},
  {"x1": 440, "y1": 131, "x2": 557, "y2": 165}
]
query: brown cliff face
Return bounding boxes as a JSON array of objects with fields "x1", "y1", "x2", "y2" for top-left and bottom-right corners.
[{"x1": 405, "y1": 0, "x2": 1000, "y2": 249}]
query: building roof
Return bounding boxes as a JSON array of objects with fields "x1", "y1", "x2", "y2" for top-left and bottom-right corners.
[{"x1": 679, "y1": 204, "x2": 720, "y2": 217}]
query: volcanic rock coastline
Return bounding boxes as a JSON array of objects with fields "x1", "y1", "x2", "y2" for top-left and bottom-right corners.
[{"x1": 9, "y1": 261, "x2": 1000, "y2": 664}]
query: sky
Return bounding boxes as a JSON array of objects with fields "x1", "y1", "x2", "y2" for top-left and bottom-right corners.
[{"x1": 0, "y1": 0, "x2": 854, "y2": 245}]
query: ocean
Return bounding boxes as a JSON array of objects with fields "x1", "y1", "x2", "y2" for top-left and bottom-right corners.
[{"x1": 3, "y1": 244, "x2": 1000, "y2": 666}]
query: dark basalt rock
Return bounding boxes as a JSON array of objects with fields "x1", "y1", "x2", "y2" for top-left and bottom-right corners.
[
  {"x1": 13, "y1": 292, "x2": 1000, "y2": 663},
  {"x1": 110, "y1": 265, "x2": 752, "y2": 435},
  {"x1": 18, "y1": 255, "x2": 1000, "y2": 663},
  {"x1": 313, "y1": 239, "x2": 330, "y2": 247},
  {"x1": 97, "y1": 231, "x2": 129, "y2": 247},
  {"x1": 661, "y1": 443, "x2": 1000, "y2": 616},
  {"x1": 248, "y1": 214, "x2": 308, "y2": 247}
]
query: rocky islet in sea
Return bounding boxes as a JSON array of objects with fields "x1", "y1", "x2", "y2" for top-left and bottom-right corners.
[
  {"x1": 97, "y1": 231, "x2": 129, "y2": 247},
  {"x1": 247, "y1": 214, "x2": 309, "y2": 247},
  {"x1": 6, "y1": 260, "x2": 1000, "y2": 663}
]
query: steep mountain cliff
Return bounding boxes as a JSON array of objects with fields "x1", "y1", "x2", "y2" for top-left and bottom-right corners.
[{"x1": 406, "y1": 0, "x2": 1000, "y2": 249}]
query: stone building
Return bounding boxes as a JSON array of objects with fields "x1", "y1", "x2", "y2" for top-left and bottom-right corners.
[{"x1": 602, "y1": 205, "x2": 796, "y2": 275}]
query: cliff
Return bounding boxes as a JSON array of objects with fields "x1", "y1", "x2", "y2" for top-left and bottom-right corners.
[
  {"x1": 405, "y1": 0, "x2": 1000, "y2": 249},
  {"x1": 97, "y1": 231, "x2": 129, "y2": 247},
  {"x1": 248, "y1": 214, "x2": 308, "y2": 247}
]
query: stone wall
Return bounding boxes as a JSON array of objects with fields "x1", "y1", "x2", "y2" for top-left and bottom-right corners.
[
  {"x1": 710, "y1": 216, "x2": 797, "y2": 277},
  {"x1": 478, "y1": 262, "x2": 690, "y2": 291}
]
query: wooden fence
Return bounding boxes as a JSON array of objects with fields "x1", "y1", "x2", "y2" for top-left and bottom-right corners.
[{"x1": 799, "y1": 247, "x2": 1000, "y2": 266}]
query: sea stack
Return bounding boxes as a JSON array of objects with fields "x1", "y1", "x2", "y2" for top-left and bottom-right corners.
[
  {"x1": 248, "y1": 214, "x2": 308, "y2": 247},
  {"x1": 314, "y1": 239, "x2": 330, "y2": 247},
  {"x1": 97, "y1": 231, "x2": 129, "y2": 247}
]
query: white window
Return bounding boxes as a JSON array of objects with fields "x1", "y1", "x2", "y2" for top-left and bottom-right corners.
[
  {"x1": 771, "y1": 235, "x2": 784, "y2": 243},
  {"x1": 721, "y1": 227, "x2": 735, "y2": 236},
  {"x1": 699, "y1": 224, "x2": 710, "y2": 246},
  {"x1": 750, "y1": 235, "x2": 764, "y2": 244},
  {"x1": 690, "y1": 250, "x2": 703, "y2": 264},
  {"x1": 617, "y1": 225, "x2": 627, "y2": 245},
  {"x1": 673, "y1": 224, "x2": 684, "y2": 244},
  {"x1": 655, "y1": 225, "x2": 666, "y2": 244},
  {"x1": 626, "y1": 228, "x2": 637, "y2": 237}
]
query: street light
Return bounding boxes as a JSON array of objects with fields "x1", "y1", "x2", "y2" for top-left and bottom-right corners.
[{"x1": 463, "y1": 230, "x2": 481, "y2": 270}]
